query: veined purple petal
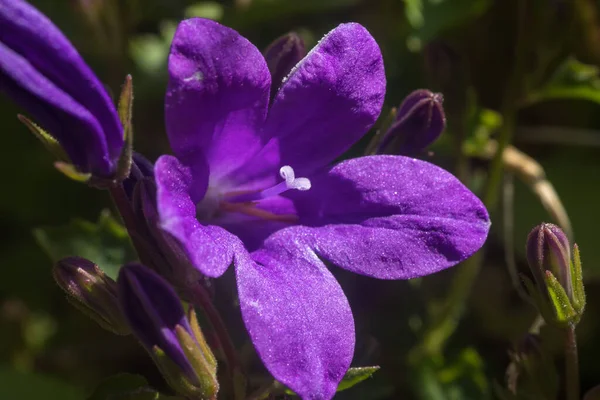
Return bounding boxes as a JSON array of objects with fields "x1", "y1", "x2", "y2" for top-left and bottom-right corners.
[
  {"x1": 0, "y1": 0, "x2": 123, "y2": 166},
  {"x1": 236, "y1": 243, "x2": 354, "y2": 400},
  {"x1": 234, "y1": 23, "x2": 385, "y2": 186},
  {"x1": 154, "y1": 155, "x2": 237, "y2": 278},
  {"x1": 0, "y1": 41, "x2": 111, "y2": 175},
  {"x1": 166, "y1": 18, "x2": 271, "y2": 183},
  {"x1": 276, "y1": 155, "x2": 490, "y2": 279}
]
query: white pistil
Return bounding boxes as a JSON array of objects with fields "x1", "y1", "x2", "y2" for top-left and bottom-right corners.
[{"x1": 279, "y1": 165, "x2": 311, "y2": 191}]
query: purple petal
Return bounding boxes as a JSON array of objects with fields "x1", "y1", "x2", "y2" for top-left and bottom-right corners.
[
  {"x1": 0, "y1": 0, "x2": 123, "y2": 166},
  {"x1": 236, "y1": 242, "x2": 354, "y2": 399},
  {"x1": 0, "y1": 42, "x2": 111, "y2": 175},
  {"x1": 278, "y1": 155, "x2": 490, "y2": 279},
  {"x1": 154, "y1": 155, "x2": 237, "y2": 278},
  {"x1": 166, "y1": 18, "x2": 270, "y2": 182},
  {"x1": 236, "y1": 23, "x2": 385, "y2": 185}
]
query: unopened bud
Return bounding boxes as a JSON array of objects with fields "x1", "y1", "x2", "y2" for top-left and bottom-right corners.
[
  {"x1": 524, "y1": 223, "x2": 586, "y2": 326},
  {"x1": 118, "y1": 264, "x2": 218, "y2": 399},
  {"x1": 53, "y1": 257, "x2": 129, "y2": 335},
  {"x1": 264, "y1": 32, "x2": 306, "y2": 99},
  {"x1": 377, "y1": 89, "x2": 446, "y2": 155}
]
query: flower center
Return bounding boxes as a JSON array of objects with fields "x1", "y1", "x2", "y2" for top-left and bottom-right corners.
[{"x1": 196, "y1": 166, "x2": 311, "y2": 222}]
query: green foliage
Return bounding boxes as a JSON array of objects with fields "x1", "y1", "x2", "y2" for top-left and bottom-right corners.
[
  {"x1": 87, "y1": 373, "x2": 182, "y2": 400},
  {"x1": 411, "y1": 348, "x2": 490, "y2": 400},
  {"x1": 526, "y1": 58, "x2": 600, "y2": 105},
  {"x1": 404, "y1": 0, "x2": 492, "y2": 50},
  {"x1": 0, "y1": 365, "x2": 83, "y2": 400},
  {"x1": 33, "y1": 210, "x2": 136, "y2": 280}
]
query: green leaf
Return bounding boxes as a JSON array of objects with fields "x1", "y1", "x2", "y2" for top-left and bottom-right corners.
[
  {"x1": 33, "y1": 210, "x2": 136, "y2": 280},
  {"x1": 526, "y1": 58, "x2": 600, "y2": 106},
  {"x1": 282, "y1": 366, "x2": 380, "y2": 396},
  {"x1": 185, "y1": 2, "x2": 224, "y2": 20},
  {"x1": 336, "y1": 366, "x2": 380, "y2": 392},
  {"x1": 0, "y1": 365, "x2": 83, "y2": 400},
  {"x1": 87, "y1": 373, "x2": 182, "y2": 400},
  {"x1": 404, "y1": 0, "x2": 492, "y2": 50}
]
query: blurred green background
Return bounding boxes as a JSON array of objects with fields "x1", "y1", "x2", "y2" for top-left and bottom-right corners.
[{"x1": 1, "y1": 0, "x2": 599, "y2": 398}]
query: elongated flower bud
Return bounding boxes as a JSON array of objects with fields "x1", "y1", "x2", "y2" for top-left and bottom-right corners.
[
  {"x1": 525, "y1": 223, "x2": 586, "y2": 326},
  {"x1": 377, "y1": 89, "x2": 446, "y2": 155},
  {"x1": 118, "y1": 264, "x2": 218, "y2": 399},
  {"x1": 53, "y1": 257, "x2": 129, "y2": 335},
  {"x1": 0, "y1": 0, "x2": 124, "y2": 179},
  {"x1": 264, "y1": 32, "x2": 306, "y2": 99}
]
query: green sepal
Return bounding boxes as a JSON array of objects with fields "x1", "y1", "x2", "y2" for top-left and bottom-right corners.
[
  {"x1": 115, "y1": 74, "x2": 134, "y2": 182},
  {"x1": 570, "y1": 244, "x2": 586, "y2": 316},
  {"x1": 18, "y1": 114, "x2": 70, "y2": 162},
  {"x1": 545, "y1": 271, "x2": 578, "y2": 325},
  {"x1": 336, "y1": 366, "x2": 380, "y2": 391},
  {"x1": 151, "y1": 346, "x2": 200, "y2": 399},
  {"x1": 174, "y1": 325, "x2": 219, "y2": 399},
  {"x1": 54, "y1": 161, "x2": 92, "y2": 182},
  {"x1": 151, "y1": 346, "x2": 215, "y2": 400},
  {"x1": 283, "y1": 366, "x2": 380, "y2": 396},
  {"x1": 63, "y1": 293, "x2": 128, "y2": 335},
  {"x1": 188, "y1": 307, "x2": 217, "y2": 373},
  {"x1": 521, "y1": 274, "x2": 555, "y2": 325}
]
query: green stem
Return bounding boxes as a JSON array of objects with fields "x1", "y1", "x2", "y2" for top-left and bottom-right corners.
[
  {"x1": 565, "y1": 324, "x2": 580, "y2": 400},
  {"x1": 187, "y1": 284, "x2": 245, "y2": 400}
]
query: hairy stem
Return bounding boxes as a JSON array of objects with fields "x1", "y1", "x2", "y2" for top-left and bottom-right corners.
[
  {"x1": 565, "y1": 324, "x2": 580, "y2": 400},
  {"x1": 187, "y1": 283, "x2": 244, "y2": 400}
]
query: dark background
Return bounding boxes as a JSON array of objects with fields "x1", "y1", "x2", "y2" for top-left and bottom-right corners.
[{"x1": 0, "y1": 0, "x2": 599, "y2": 398}]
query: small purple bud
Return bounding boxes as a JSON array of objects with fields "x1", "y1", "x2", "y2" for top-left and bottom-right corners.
[
  {"x1": 53, "y1": 257, "x2": 129, "y2": 334},
  {"x1": 526, "y1": 223, "x2": 572, "y2": 299},
  {"x1": 264, "y1": 32, "x2": 306, "y2": 99},
  {"x1": 378, "y1": 89, "x2": 446, "y2": 155},
  {"x1": 117, "y1": 264, "x2": 218, "y2": 398}
]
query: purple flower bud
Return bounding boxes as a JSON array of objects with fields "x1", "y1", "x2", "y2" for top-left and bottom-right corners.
[
  {"x1": 0, "y1": 0, "x2": 123, "y2": 177},
  {"x1": 53, "y1": 257, "x2": 129, "y2": 334},
  {"x1": 264, "y1": 32, "x2": 306, "y2": 99},
  {"x1": 117, "y1": 264, "x2": 218, "y2": 398},
  {"x1": 526, "y1": 223, "x2": 572, "y2": 299},
  {"x1": 378, "y1": 89, "x2": 446, "y2": 155}
]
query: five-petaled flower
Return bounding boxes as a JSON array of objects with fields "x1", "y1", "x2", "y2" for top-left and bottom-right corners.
[
  {"x1": 0, "y1": 0, "x2": 123, "y2": 177},
  {"x1": 154, "y1": 18, "x2": 490, "y2": 399}
]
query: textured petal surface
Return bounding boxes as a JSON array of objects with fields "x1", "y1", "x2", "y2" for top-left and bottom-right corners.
[
  {"x1": 166, "y1": 18, "x2": 270, "y2": 182},
  {"x1": 0, "y1": 0, "x2": 123, "y2": 165},
  {"x1": 0, "y1": 42, "x2": 111, "y2": 175},
  {"x1": 236, "y1": 242, "x2": 354, "y2": 400},
  {"x1": 154, "y1": 155, "x2": 237, "y2": 278},
  {"x1": 272, "y1": 155, "x2": 490, "y2": 279},
  {"x1": 232, "y1": 23, "x2": 386, "y2": 187}
]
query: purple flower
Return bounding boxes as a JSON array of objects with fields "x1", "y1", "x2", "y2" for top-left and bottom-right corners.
[
  {"x1": 0, "y1": 0, "x2": 123, "y2": 177},
  {"x1": 154, "y1": 18, "x2": 490, "y2": 399}
]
